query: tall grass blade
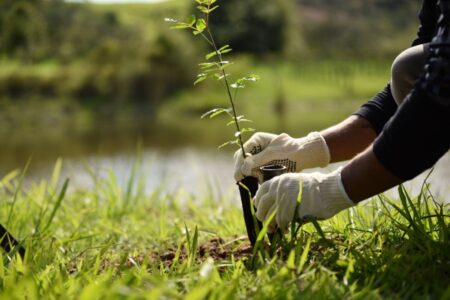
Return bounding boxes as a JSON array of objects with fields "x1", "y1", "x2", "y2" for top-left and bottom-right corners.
[
  {"x1": 297, "y1": 235, "x2": 311, "y2": 273},
  {"x1": 50, "y1": 158, "x2": 63, "y2": 191},
  {"x1": 310, "y1": 218, "x2": 327, "y2": 242},
  {"x1": 44, "y1": 178, "x2": 69, "y2": 231},
  {"x1": 6, "y1": 158, "x2": 31, "y2": 227},
  {"x1": 291, "y1": 178, "x2": 303, "y2": 241}
]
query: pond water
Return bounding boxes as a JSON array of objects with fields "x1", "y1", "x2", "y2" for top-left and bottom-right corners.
[{"x1": 1, "y1": 118, "x2": 449, "y2": 204}]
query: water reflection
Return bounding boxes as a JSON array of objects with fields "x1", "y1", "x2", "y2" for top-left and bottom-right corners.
[{"x1": 0, "y1": 120, "x2": 449, "y2": 204}]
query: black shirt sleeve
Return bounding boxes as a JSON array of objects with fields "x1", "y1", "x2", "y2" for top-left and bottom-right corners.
[{"x1": 353, "y1": 84, "x2": 398, "y2": 135}]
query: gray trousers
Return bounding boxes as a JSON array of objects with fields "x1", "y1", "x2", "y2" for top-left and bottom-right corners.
[{"x1": 390, "y1": 43, "x2": 430, "y2": 105}]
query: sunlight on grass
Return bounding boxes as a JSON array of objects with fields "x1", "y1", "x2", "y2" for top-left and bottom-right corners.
[{"x1": 0, "y1": 160, "x2": 448, "y2": 299}]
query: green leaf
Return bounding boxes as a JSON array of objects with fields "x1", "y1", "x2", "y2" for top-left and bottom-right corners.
[
  {"x1": 197, "y1": 5, "x2": 210, "y2": 13},
  {"x1": 218, "y1": 44, "x2": 232, "y2": 55},
  {"x1": 226, "y1": 117, "x2": 252, "y2": 126},
  {"x1": 171, "y1": 23, "x2": 190, "y2": 29},
  {"x1": 201, "y1": 108, "x2": 221, "y2": 119},
  {"x1": 219, "y1": 62, "x2": 234, "y2": 70},
  {"x1": 200, "y1": 108, "x2": 231, "y2": 119},
  {"x1": 205, "y1": 51, "x2": 218, "y2": 60},
  {"x1": 195, "y1": 18, "x2": 207, "y2": 33},
  {"x1": 199, "y1": 62, "x2": 217, "y2": 70},
  {"x1": 188, "y1": 15, "x2": 196, "y2": 26},
  {"x1": 231, "y1": 74, "x2": 260, "y2": 89},
  {"x1": 208, "y1": 5, "x2": 219, "y2": 13},
  {"x1": 164, "y1": 18, "x2": 177, "y2": 23},
  {"x1": 218, "y1": 139, "x2": 239, "y2": 149},
  {"x1": 218, "y1": 44, "x2": 230, "y2": 52},
  {"x1": 220, "y1": 48, "x2": 232, "y2": 55},
  {"x1": 210, "y1": 108, "x2": 229, "y2": 118},
  {"x1": 230, "y1": 83, "x2": 244, "y2": 89},
  {"x1": 214, "y1": 73, "x2": 228, "y2": 80},
  {"x1": 241, "y1": 128, "x2": 255, "y2": 133},
  {"x1": 194, "y1": 73, "x2": 207, "y2": 85},
  {"x1": 246, "y1": 74, "x2": 260, "y2": 81}
]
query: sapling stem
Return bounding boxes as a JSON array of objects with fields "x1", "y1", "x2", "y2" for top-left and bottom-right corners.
[
  {"x1": 204, "y1": 11, "x2": 246, "y2": 159},
  {"x1": 167, "y1": 0, "x2": 262, "y2": 157},
  {"x1": 167, "y1": 0, "x2": 262, "y2": 248}
]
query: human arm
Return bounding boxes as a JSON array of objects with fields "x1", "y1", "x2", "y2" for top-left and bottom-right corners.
[
  {"x1": 254, "y1": 83, "x2": 450, "y2": 230},
  {"x1": 334, "y1": 86, "x2": 447, "y2": 202},
  {"x1": 320, "y1": 115, "x2": 376, "y2": 163},
  {"x1": 233, "y1": 86, "x2": 395, "y2": 182},
  {"x1": 234, "y1": 1, "x2": 440, "y2": 181},
  {"x1": 335, "y1": 81, "x2": 450, "y2": 203},
  {"x1": 233, "y1": 84, "x2": 395, "y2": 183}
]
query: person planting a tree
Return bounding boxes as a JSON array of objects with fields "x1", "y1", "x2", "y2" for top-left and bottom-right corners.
[{"x1": 234, "y1": 0, "x2": 450, "y2": 233}]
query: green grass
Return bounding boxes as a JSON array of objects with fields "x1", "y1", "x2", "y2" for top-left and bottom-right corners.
[{"x1": 0, "y1": 160, "x2": 448, "y2": 299}]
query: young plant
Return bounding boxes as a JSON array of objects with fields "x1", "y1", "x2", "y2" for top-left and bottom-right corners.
[
  {"x1": 166, "y1": 0, "x2": 265, "y2": 250},
  {"x1": 165, "y1": 0, "x2": 259, "y2": 155}
]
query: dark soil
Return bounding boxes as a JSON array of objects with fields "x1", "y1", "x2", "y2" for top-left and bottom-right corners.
[
  {"x1": 149, "y1": 236, "x2": 253, "y2": 267},
  {"x1": 67, "y1": 236, "x2": 253, "y2": 274}
]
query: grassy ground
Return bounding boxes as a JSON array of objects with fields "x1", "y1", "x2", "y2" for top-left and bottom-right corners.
[{"x1": 0, "y1": 160, "x2": 448, "y2": 299}]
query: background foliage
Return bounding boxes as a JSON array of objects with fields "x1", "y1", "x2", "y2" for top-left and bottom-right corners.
[{"x1": 0, "y1": 0, "x2": 423, "y2": 129}]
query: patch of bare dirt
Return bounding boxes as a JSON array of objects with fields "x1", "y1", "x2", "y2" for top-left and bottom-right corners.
[
  {"x1": 149, "y1": 236, "x2": 252, "y2": 267},
  {"x1": 66, "y1": 236, "x2": 253, "y2": 274}
]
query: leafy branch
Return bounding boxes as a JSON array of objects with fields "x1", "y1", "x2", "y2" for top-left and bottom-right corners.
[{"x1": 165, "y1": 0, "x2": 259, "y2": 158}]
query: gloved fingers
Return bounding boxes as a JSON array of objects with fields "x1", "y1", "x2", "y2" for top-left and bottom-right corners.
[
  {"x1": 254, "y1": 193, "x2": 274, "y2": 222},
  {"x1": 253, "y1": 180, "x2": 271, "y2": 208},
  {"x1": 241, "y1": 152, "x2": 278, "y2": 180},
  {"x1": 234, "y1": 151, "x2": 256, "y2": 182},
  {"x1": 234, "y1": 132, "x2": 279, "y2": 181},
  {"x1": 276, "y1": 192, "x2": 297, "y2": 231},
  {"x1": 242, "y1": 132, "x2": 273, "y2": 153},
  {"x1": 233, "y1": 150, "x2": 245, "y2": 182},
  {"x1": 271, "y1": 132, "x2": 291, "y2": 144}
]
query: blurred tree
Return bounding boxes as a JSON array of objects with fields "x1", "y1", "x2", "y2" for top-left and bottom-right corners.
[
  {"x1": 200, "y1": 0, "x2": 298, "y2": 55},
  {"x1": 0, "y1": 0, "x2": 198, "y2": 105},
  {"x1": 0, "y1": 0, "x2": 47, "y2": 61}
]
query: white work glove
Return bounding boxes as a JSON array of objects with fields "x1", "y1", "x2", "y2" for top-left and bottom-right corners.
[
  {"x1": 253, "y1": 168, "x2": 354, "y2": 232},
  {"x1": 234, "y1": 132, "x2": 330, "y2": 182}
]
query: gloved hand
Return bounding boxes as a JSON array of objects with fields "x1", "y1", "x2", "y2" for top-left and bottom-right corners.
[
  {"x1": 253, "y1": 168, "x2": 354, "y2": 232},
  {"x1": 234, "y1": 132, "x2": 330, "y2": 182}
]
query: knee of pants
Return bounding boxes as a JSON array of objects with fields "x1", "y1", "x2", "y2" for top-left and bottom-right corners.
[
  {"x1": 390, "y1": 44, "x2": 429, "y2": 106},
  {"x1": 391, "y1": 53, "x2": 417, "y2": 105},
  {"x1": 391, "y1": 54, "x2": 414, "y2": 85}
]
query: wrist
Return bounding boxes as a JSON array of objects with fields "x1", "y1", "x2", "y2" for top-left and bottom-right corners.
[{"x1": 296, "y1": 169, "x2": 354, "y2": 220}]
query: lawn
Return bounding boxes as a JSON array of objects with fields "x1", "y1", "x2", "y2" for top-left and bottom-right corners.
[{"x1": 0, "y1": 160, "x2": 448, "y2": 299}]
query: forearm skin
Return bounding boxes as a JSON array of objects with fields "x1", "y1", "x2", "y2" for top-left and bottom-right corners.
[{"x1": 321, "y1": 116, "x2": 377, "y2": 163}]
